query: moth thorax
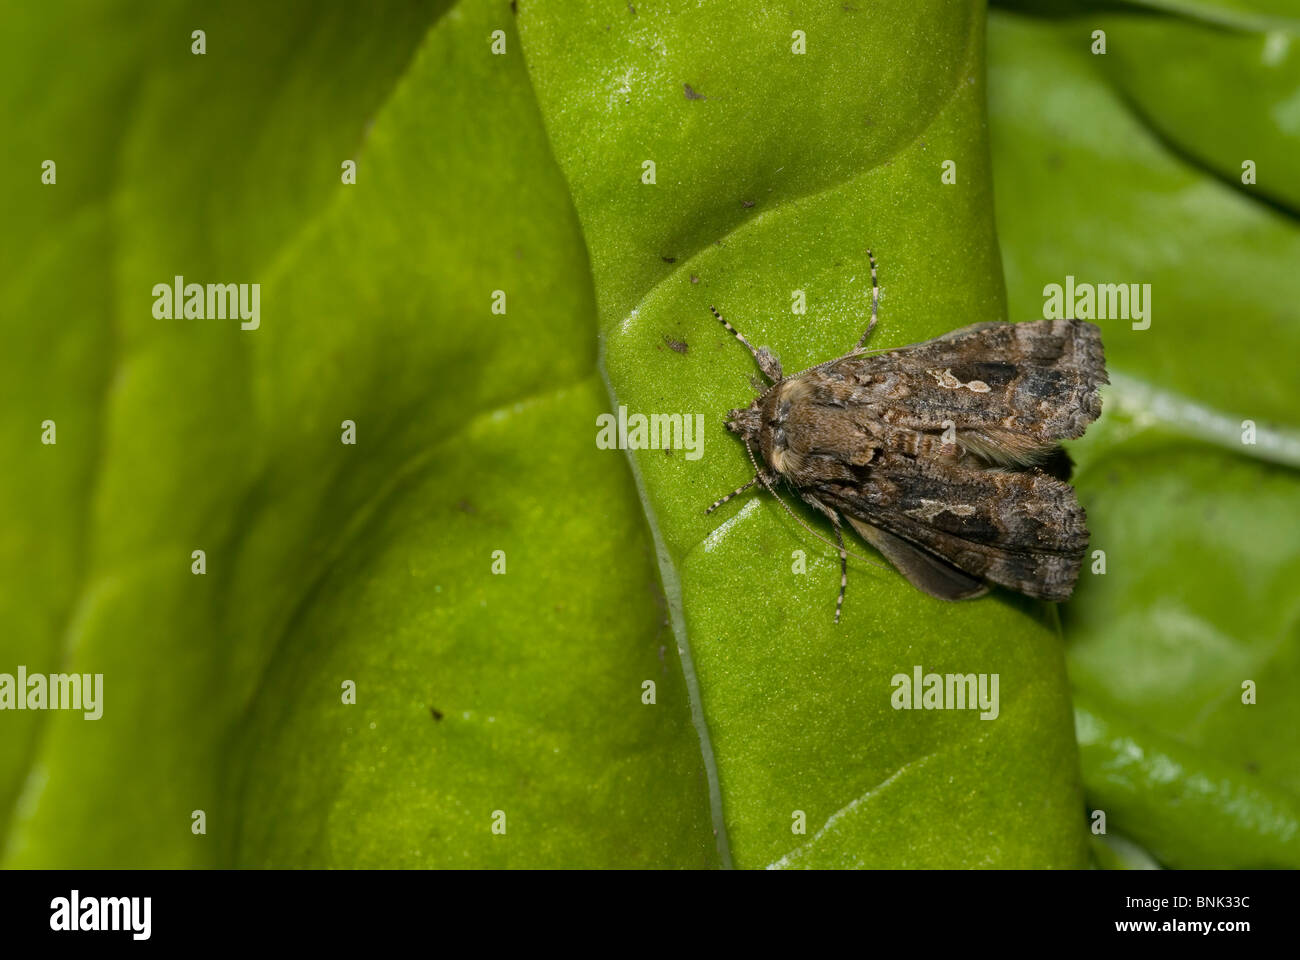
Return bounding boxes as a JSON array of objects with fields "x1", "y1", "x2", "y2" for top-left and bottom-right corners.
[{"x1": 757, "y1": 391, "x2": 790, "y2": 472}]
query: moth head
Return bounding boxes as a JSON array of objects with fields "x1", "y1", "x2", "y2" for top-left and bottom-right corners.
[{"x1": 725, "y1": 401, "x2": 763, "y2": 440}]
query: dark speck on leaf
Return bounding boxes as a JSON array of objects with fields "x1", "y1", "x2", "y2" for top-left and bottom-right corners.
[
  {"x1": 663, "y1": 335, "x2": 688, "y2": 354},
  {"x1": 741, "y1": 199, "x2": 755, "y2": 208},
  {"x1": 1245, "y1": 761, "x2": 1259, "y2": 773},
  {"x1": 661, "y1": 255, "x2": 677, "y2": 263},
  {"x1": 690, "y1": 274, "x2": 699, "y2": 284},
  {"x1": 430, "y1": 707, "x2": 444, "y2": 721},
  {"x1": 456, "y1": 498, "x2": 477, "y2": 514},
  {"x1": 627, "y1": 1, "x2": 636, "y2": 14},
  {"x1": 684, "y1": 83, "x2": 707, "y2": 101}
]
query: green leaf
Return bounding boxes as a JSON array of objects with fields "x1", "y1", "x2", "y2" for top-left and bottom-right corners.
[
  {"x1": 1114, "y1": 0, "x2": 1300, "y2": 31},
  {"x1": 989, "y1": 7, "x2": 1300, "y2": 867},
  {"x1": 1, "y1": 0, "x2": 715, "y2": 868},
  {"x1": 520, "y1": 0, "x2": 1088, "y2": 868},
  {"x1": 995, "y1": 0, "x2": 1300, "y2": 32}
]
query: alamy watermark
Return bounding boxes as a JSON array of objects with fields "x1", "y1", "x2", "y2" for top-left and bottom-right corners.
[
  {"x1": 891, "y1": 664, "x2": 999, "y2": 720},
  {"x1": 50, "y1": 891, "x2": 150, "y2": 940},
  {"x1": 0, "y1": 666, "x2": 102, "y2": 719},
  {"x1": 596, "y1": 405, "x2": 704, "y2": 460},
  {"x1": 152, "y1": 275, "x2": 259, "y2": 330},
  {"x1": 1043, "y1": 275, "x2": 1150, "y2": 330}
]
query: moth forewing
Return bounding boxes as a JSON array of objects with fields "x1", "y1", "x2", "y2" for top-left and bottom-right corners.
[{"x1": 706, "y1": 254, "x2": 1107, "y2": 621}]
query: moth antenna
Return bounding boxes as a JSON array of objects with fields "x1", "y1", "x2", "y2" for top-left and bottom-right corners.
[
  {"x1": 762, "y1": 251, "x2": 888, "y2": 386},
  {"x1": 715, "y1": 252, "x2": 882, "y2": 406},
  {"x1": 710, "y1": 305, "x2": 781, "y2": 382},
  {"x1": 709, "y1": 304, "x2": 757, "y2": 358},
  {"x1": 781, "y1": 342, "x2": 902, "y2": 388},
  {"x1": 854, "y1": 248, "x2": 880, "y2": 352},
  {"x1": 742, "y1": 440, "x2": 887, "y2": 572},
  {"x1": 832, "y1": 521, "x2": 848, "y2": 625},
  {"x1": 705, "y1": 475, "x2": 759, "y2": 515}
]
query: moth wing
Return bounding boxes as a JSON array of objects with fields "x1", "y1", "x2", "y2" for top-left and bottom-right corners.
[
  {"x1": 843, "y1": 515, "x2": 988, "y2": 601},
  {"x1": 825, "y1": 453, "x2": 1089, "y2": 601},
  {"x1": 856, "y1": 319, "x2": 1107, "y2": 459}
]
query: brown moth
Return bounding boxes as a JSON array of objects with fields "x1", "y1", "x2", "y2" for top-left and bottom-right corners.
[{"x1": 706, "y1": 251, "x2": 1107, "y2": 622}]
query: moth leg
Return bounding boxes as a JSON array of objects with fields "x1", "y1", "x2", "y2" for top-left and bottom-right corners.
[
  {"x1": 705, "y1": 475, "x2": 759, "y2": 515},
  {"x1": 803, "y1": 495, "x2": 850, "y2": 624},
  {"x1": 832, "y1": 519, "x2": 848, "y2": 625},
  {"x1": 852, "y1": 248, "x2": 880, "y2": 353},
  {"x1": 710, "y1": 305, "x2": 783, "y2": 382}
]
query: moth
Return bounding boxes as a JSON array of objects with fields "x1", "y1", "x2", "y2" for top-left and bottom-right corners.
[{"x1": 706, "y1": 251, "x2": 1107, "y2": 622}]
